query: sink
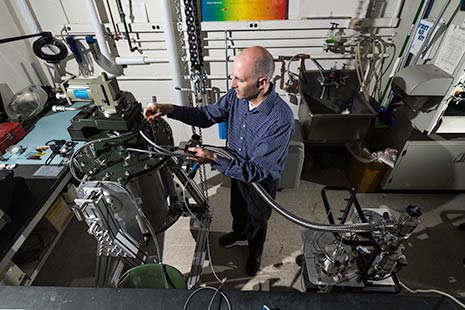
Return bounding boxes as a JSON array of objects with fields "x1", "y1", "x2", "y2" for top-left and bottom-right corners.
[{"x1": 298, "y1": 70, "x2": 376, "y2": 143}]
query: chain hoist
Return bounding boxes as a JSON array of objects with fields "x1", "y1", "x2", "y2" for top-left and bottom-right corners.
[
  {"x1": 183, "y1": 0, "x2": 208, "y2": 97},
  {"x1": 175, "y1": 0, "x2": 209, "y2": 201}
]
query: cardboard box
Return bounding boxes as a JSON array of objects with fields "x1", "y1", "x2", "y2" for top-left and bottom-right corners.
[
  {"x1": 0, "y1": 262, "x2": 28, "y2": 285},
  {"x1": 45, "y1": 195, "x2": 72, "y2": 231}
]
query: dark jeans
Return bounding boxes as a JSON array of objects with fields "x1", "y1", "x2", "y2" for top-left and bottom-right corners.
[{"x1": 230, "y1": 178, "x2": 279, "y2": 261}]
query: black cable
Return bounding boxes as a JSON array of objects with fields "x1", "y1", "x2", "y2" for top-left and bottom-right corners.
[
  {"x1": 115, "y1": 0, "x2": 138, "y2": 52},
  {"x1": 0, "y1": 31, "x2": 68, "y2": 63},
  {"x1": 381, "y1": 44, "x2": 397, "y2": 78},
  {"x1": 0, "y1": 32, "x2": 47, "y2": 44},
  {"x1": 32, "y1": 34, "x2": 68, "y2": 63}
]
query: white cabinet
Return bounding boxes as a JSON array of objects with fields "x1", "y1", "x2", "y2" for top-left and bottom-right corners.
[{"x1": 381, "y1": 140, "x2": 465, "y2": 190}]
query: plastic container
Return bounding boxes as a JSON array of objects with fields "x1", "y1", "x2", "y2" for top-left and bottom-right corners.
[
  {"x1": 347, "y1": 156, "x2": 386, "y2": 193},
  {"x1": 0, "y1": 122, "x2": 26, "y2": 154},
  {"x1": 118, "y1": 263, "x2": 186, "y2": 289},
  {"x1": 218, "y1": 122, "x2": 227, "y2": 140}
]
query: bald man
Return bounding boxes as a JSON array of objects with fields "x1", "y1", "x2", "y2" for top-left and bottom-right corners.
[{"x1": 144, "y1": 46, "x2": 295, "y2": 276}]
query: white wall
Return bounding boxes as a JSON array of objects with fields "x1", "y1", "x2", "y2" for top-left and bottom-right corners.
[
  {"x1": 4, "y1": 0, "x2": 462, "y2": 145},
  {"x1": 0, "y1": 1, "x2": 47, "y2": 93}
]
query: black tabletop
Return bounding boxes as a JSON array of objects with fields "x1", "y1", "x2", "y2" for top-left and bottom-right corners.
[{"x1": 0, "y1": 285, "x2": 462, "y2": 310}]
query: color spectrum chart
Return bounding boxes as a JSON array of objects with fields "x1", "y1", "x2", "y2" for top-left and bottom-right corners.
[{"x1": 201, "y1": 0, "x2": 287, "y2": 21}]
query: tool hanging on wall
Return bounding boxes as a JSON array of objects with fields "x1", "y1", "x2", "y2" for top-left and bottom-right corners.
[
  {"x1": 0, "y1": 32, "x2": 68, "y2": 64},
  {"x1": 63, "y1": 32, "x2": 94, "y2": 77},
  {"x1": 115, "y1": 0, "x2": 139, "y2": 52}
]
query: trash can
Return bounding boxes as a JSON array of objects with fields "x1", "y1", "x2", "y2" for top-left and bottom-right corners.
[
  {"x1": 347, "y1": 156, "x2": 386, "y2": 193},
  {"x1": 118, "y1": 263, "x2": 186, "y2": 289}
]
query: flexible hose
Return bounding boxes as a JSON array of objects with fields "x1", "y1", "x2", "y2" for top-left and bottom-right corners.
[
  {"x1": 251, "y1": 182, "x2": 381, "y2": 233},
  {"x1": 202, "y1": 146, "x2": 381, "y2": 233}
]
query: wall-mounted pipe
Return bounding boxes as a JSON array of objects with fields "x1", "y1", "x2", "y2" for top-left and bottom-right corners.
[
  {"x1": 160, "y1": 0, "x2": 186, "y2": 107},
  {"x1": 392, "y1": 0, "x2": 405, "y2": 19},
  {"x1": 84, "y1": 0, "x2": 123, "y2": 76},
  {"x1": 203, "y1": 34, "x2": 395, "y2": 41},
  {"x1": 115, "y1": 56, "x2": 170, "y2": 65}
]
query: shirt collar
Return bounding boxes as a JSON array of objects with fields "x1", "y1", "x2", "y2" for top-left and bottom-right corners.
[{"x1": 249, "y1": 83, "x2": 277, "y2": 115}]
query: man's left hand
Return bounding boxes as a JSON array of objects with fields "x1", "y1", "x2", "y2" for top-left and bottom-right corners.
[{"x1": 187, "y1": 147, "x2": 217, "y2": 164}]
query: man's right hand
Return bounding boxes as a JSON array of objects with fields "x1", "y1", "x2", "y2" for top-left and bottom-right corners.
[{"x1": 143, "y1": 103, "x2": 175, "y2": 122}]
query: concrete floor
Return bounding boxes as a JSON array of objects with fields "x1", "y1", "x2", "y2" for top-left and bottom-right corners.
[{"x1": 34, "y1": 152, "x2": 465, "y2": 297}]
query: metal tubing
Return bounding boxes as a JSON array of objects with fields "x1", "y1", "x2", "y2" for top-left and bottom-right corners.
[
  {"x1": 160, "y1": 0, "x2": 186, "y2": 107},
  {"x1": 84, "y1": 0, "x2": 123, "y2": 75},
  {"x1": 251, "y1": 183, "x2": 381, "y2": 233}
]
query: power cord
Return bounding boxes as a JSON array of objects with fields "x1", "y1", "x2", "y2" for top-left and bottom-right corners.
[
  {"x1": 400, "y1": 281, "x2": 465, "y2": 309},
  {"x1": 183, "y1": 286, "x2": 232, "y2": 310}
]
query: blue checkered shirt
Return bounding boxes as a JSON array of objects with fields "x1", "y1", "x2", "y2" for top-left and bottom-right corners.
[{"x1": 169, "y1": 86, "x2": 295, "y2": 183}]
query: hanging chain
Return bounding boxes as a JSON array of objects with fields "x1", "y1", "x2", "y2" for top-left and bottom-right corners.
[
  {"x1": 183, "y1": 0, "x2": 203, "y2": 69},
  {"x1": 175, "y1": 0, "x2": 209, "y2": 202},
  {"x1": 174, "y1": 0, "x2": 194, "y2": 109},
  {"x1": 183, "y1": 0, "x2": 208, "y2": 97}
]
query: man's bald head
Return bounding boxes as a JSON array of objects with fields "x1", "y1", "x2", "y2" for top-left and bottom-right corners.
[{"x1": 236, "y1": 46, "x2": 275, "y2": 81}]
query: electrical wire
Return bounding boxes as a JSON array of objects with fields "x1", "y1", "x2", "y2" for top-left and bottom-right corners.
[
  {"x1": 199, "y1": 146, "x2": 381, "y2": 233},
  {"x1": 139, "y1": 130, "x2": 191, "y2": 158},
  {"x1": 125, "y1": 147, "x2": 187, "y2": 158},
  {"x1": 141, "y1": 215, "x2": 169, "y2": 289},
  {"x1": 183, "y1": 286, "x2": 232, "y2": 310},
  {"x1": 400, "y1": 281, "x2": 465, "y2": 309},
  {"x1": 355, "y1": 36, "x2": 389, "y2": 102},
  {"x1": 374, "y1": 39, "x2": 386, "y2": 101},
  {"x1": 381, "y1": 43, "x2": 397, "y2": 78},
  {"x1": 207, "y1": 281, "x2": 226, "y2": 310},
  {"x1": 97, "y1": 188, "x2": 148, "y2": 263},
  {"x1": 97, "y1": 180, "x2": 164, "y2": 262},
  {"x1": 182, "y1": 179, "x2": 223, "y2": 284},
  {"x1": 181, "y1": 178, "x2": 230, "y2": 309},
  {"x1": 202, "y1": 145, "x2": 234, "y2": 160},
  {"x1": 68, "y1": 131, "x2": 136, "y2": 182}
]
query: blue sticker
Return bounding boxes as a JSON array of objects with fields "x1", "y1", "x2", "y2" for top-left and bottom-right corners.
[{"x1": 73, "y1": 89, "x2": 89, "y2": 99}]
